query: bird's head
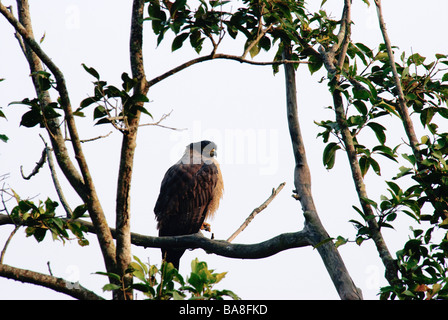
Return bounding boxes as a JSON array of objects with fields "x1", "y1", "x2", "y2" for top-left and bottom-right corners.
[{"x1": 183, "y1": 140, "x2": 217, "y2": 164}]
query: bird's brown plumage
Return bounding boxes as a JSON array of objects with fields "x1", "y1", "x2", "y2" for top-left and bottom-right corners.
[{"x1": 154, "y1": 141, "x2": 223, "y2": 269}]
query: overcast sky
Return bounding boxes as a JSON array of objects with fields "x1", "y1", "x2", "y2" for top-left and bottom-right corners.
[{"x1": 1, "y1": 0, "x2": 447, "y2": 300}]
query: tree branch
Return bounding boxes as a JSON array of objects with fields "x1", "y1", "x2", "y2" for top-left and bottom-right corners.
[
  {"x1": 0, "y1": 263, "x2": 103, "y2": 300},
  {"x1": 318, "y1": 0, "x2": 398, "y2": 285},
  {"x1": 147, "y1": 53, "x2": 307, "y2": 88},
  {"x1": 0, "y1": 213, "x2": 310, "y2": 259},
  {"x1": 227, "y1": 182, "x2": 285, "y2": 242},
  {"x1": 242, "y1": 24, "x2": 273, "y2": 59},
  {"x1": 374, "y1": 0, "x2": 421, "y2": 162},
  {"x1": 9, "y1": 0, "x2": 87, "y2": 202},
  {"x1": 1, "y1": 0, "x2": 117, "y2": 279},
  {"x1": 20, "y1": 148, "x2": 46, "y2": 180},
  {"x1": 283, "y1": 41, "x2": 362, "y2": 300},
  {"x1": 0, "y1": 225, "x2": 19, "y2": 264},
  {"x1": 40, "y1": 135, "x2": 73, "y2": 218},
  {"x1": 114, "y1": 0, "x2": 148, "y2": 300}
]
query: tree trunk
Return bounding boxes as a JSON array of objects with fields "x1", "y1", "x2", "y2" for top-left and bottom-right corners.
[{"x1": 283, "y1": 43, "x2": 363, "y2": 300}]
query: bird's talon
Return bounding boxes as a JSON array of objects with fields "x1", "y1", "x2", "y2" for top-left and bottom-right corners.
[{"x1": 201, "y1": 222, "x2": 211, "y2": 232}]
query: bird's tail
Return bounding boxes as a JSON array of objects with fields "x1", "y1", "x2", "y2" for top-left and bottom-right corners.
[{"x1": 162, "y1": 248, "x2": 185, "y2": 270}]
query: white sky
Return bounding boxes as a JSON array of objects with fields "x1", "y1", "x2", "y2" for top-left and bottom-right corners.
[{"x1": 0, "y1": 0, "x2": 447, "y2": 300}]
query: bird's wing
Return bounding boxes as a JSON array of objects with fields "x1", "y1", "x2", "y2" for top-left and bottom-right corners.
[{"x1": 154, "y1": 161, "x2": 219, "y2": 236}]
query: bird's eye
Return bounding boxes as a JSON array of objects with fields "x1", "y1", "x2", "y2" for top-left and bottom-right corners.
[{"x1": 210, "y1": 148, "x2": 216, "y2": 157}]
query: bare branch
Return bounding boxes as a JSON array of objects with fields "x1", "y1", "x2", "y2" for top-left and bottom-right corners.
[
  {"x1": 65, "y1": 131, "x2": 114, "y2": 143},
  {"x1": 283, "y1": 41, "x2": 362, "y2": 300},
  {"x1": 20, "y1": 148, "x2": 46, "y2": 180},
  {"x1": 114, "y1": 0, "x2": 149, "y2": 300},
  {"x1": 0, "y1": 213, "x2": 310, "y2": 260},
  {"x1": 147, "y1": 53, "x2": 308, "y2": 88},
  {"x1": 374, "y1": 0, "x2": 421, "y2": 162},
  {"x1": 137, "y1": 110, "x2": 187, "y2": 131},
  {"x1": 0, "y1": 263, "x2": 103, "y2": 300},
  {"x1": 39, "y1": 135, "x2": 73, "y2": 218},
  {"x1": 0, "y1": 225, "x2": 19, "y2": 264},
  {"x1": 227, "y1": 182, "x2": 285, "y2": 242}
]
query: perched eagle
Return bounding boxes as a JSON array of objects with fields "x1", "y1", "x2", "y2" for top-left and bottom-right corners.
[{"x1": 154, "y1": 140, "x2": 224, "y2": 269}]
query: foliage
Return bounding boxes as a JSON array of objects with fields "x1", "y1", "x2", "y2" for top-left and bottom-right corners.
[
  {"x1": 314, "y1": 26, "x2": 448, "y2": 298},
  {"x1": 145, "y1": 0, "x2": 306, "y2": 65},
  {"x1": 97, "y1": 256, "x2": 240, "y2": 300},
  {"x1": 8, "y1": 191, "x2": 89, "y2": 246},
  {"x1": 77, "y1": 64, "x2": 152, "y2": 131},
  {"x1": 3, "y1": 0, "x2": 448, "y2": 300}
]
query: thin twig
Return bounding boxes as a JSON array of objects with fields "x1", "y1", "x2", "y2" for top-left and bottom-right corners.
[
  {"x1": 0, "y1": 225, "x2": 19, "y2": 264},
  {"x1": 20, "y1": 148, "x2": 47, "y2": 180},
  {"x1": 65, "y1": 131, "x2": 114, "y2": 143},
  {"x1": 227, "y1": 182, "x2": 285, "y2": 242},
  {"x1": 39, "y1": 134, "x2": 73, "y2": 218},
  {"x1": 137, "y1": 110, "x2": 186, "y2": 131},
  {"x1": 46, "y1": 261, "x2": 53, "y2": 276}
]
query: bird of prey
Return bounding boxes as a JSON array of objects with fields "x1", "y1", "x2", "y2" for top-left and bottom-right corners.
[{"x1": 154, "y1": 140, "x2": 224, "y2": 270}]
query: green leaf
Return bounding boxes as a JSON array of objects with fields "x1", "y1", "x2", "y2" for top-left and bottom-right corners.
[
  {"x1": 130, "y1": 262, "x2": 146, "y2": 282},
  {"x1": 20, "y1": 108, "x2": 41, "y2": 128},
  {"x1": 334, "y1": 236, "x2": 348, "y2": 248},
  {"x1": 95, "y1": 271, "x2": 122, "y2": 282},
  {"x1": 360, "y1": 196, "x2": 378, "y2": 209},
  {"x1": 354, "y1": 76, "x2": 377, "y2": 100},
  {"x1": 386, "y1": 181, "x2": 401, "y2": 195},
  {"x1": 187, "y1": 272, "x2": 203, "y2": 293},
  {"x1": 249, "y1": 43, "x2": 261, "y2": 59},
  {"x1": 102, "y1": 283, "x2": 121, "y2": 292},
  {"x1": 369, "y1": 157, "x2": 381, "y2": 176},
  {"x1": 367, "y1": 122, "x2": 386, "y2": 144},
  {"x1": 34, "y1": 72, "x2": 52, "y2": 91},
  {"x1": 308, "y1": 54, "x2": 323, "y2": 75},
  {"x1": 408, "y1": 53, "x2": 426, "y2": 66},
  {"x1": 312, "y1": 237, "x2": 333, "y2": 249},
  {"x1": 33, "y1": 228, "x2": 47, "y2": 242},
  {"x1": 359, "y1": 156, "x2": 369, "y2": 177},
  {"x1": 172, "y1": 291, "x2": 185, "y2": 300},
  {"x1": 353, "y1": 87, "x2": 370, "y2": 100},
  {"x1": 121, "y1": 73, "x2": 137, "y2": 92},
  {"x1": 442, "y1": 73, "x2": 448, "y2": 82},
  {"x1": 214, "y1": 271, "x2": 227, "y2": 284},
  {"x1": 322, "y1": 142, "x2": 341, "y2": 169},
  {"x1": 355, "y1": 42, "x2": 373, "y2": 59},
  {"x1": 353, "y1": 100, "x2": 368, "y2": 116},
  {"x1": 82, "y1": 63, "x2": 100, "y2": 80},
  {"x1": 372, "y1": 145, "x2": 397, "y2": 162},
  {"x1": 93, "y1": 106, "x2": 107, "y2": 120},
  {"x1": 79, "y1": 96, "x2": 100, "y2": 110},
  {"x1": 171, "y1": 32, "x2": 189, "y2": 52},
  {"x1": 189, "y1": 30, "x2": 204, "y2": 54},
  {"x1": 71, "y1": 204, "x2": 88, "y2": 219}
]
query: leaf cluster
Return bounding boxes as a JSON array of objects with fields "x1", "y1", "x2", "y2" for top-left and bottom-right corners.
[
  {"x1": 98, "y1": 256, "x2": 239, "y2": 300},
  {"x1": 315, "y1": 39, "x2": 448, "y2": 298},
  {"x1": 78, "y1": 64, "x2": 151, "y2": 131},
  {"x1": 145, "y1": 0, "x2": 307, "y2": 62},
  {"x1": 9, "y1": 191, "x2": 89, "y2": 246}
]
